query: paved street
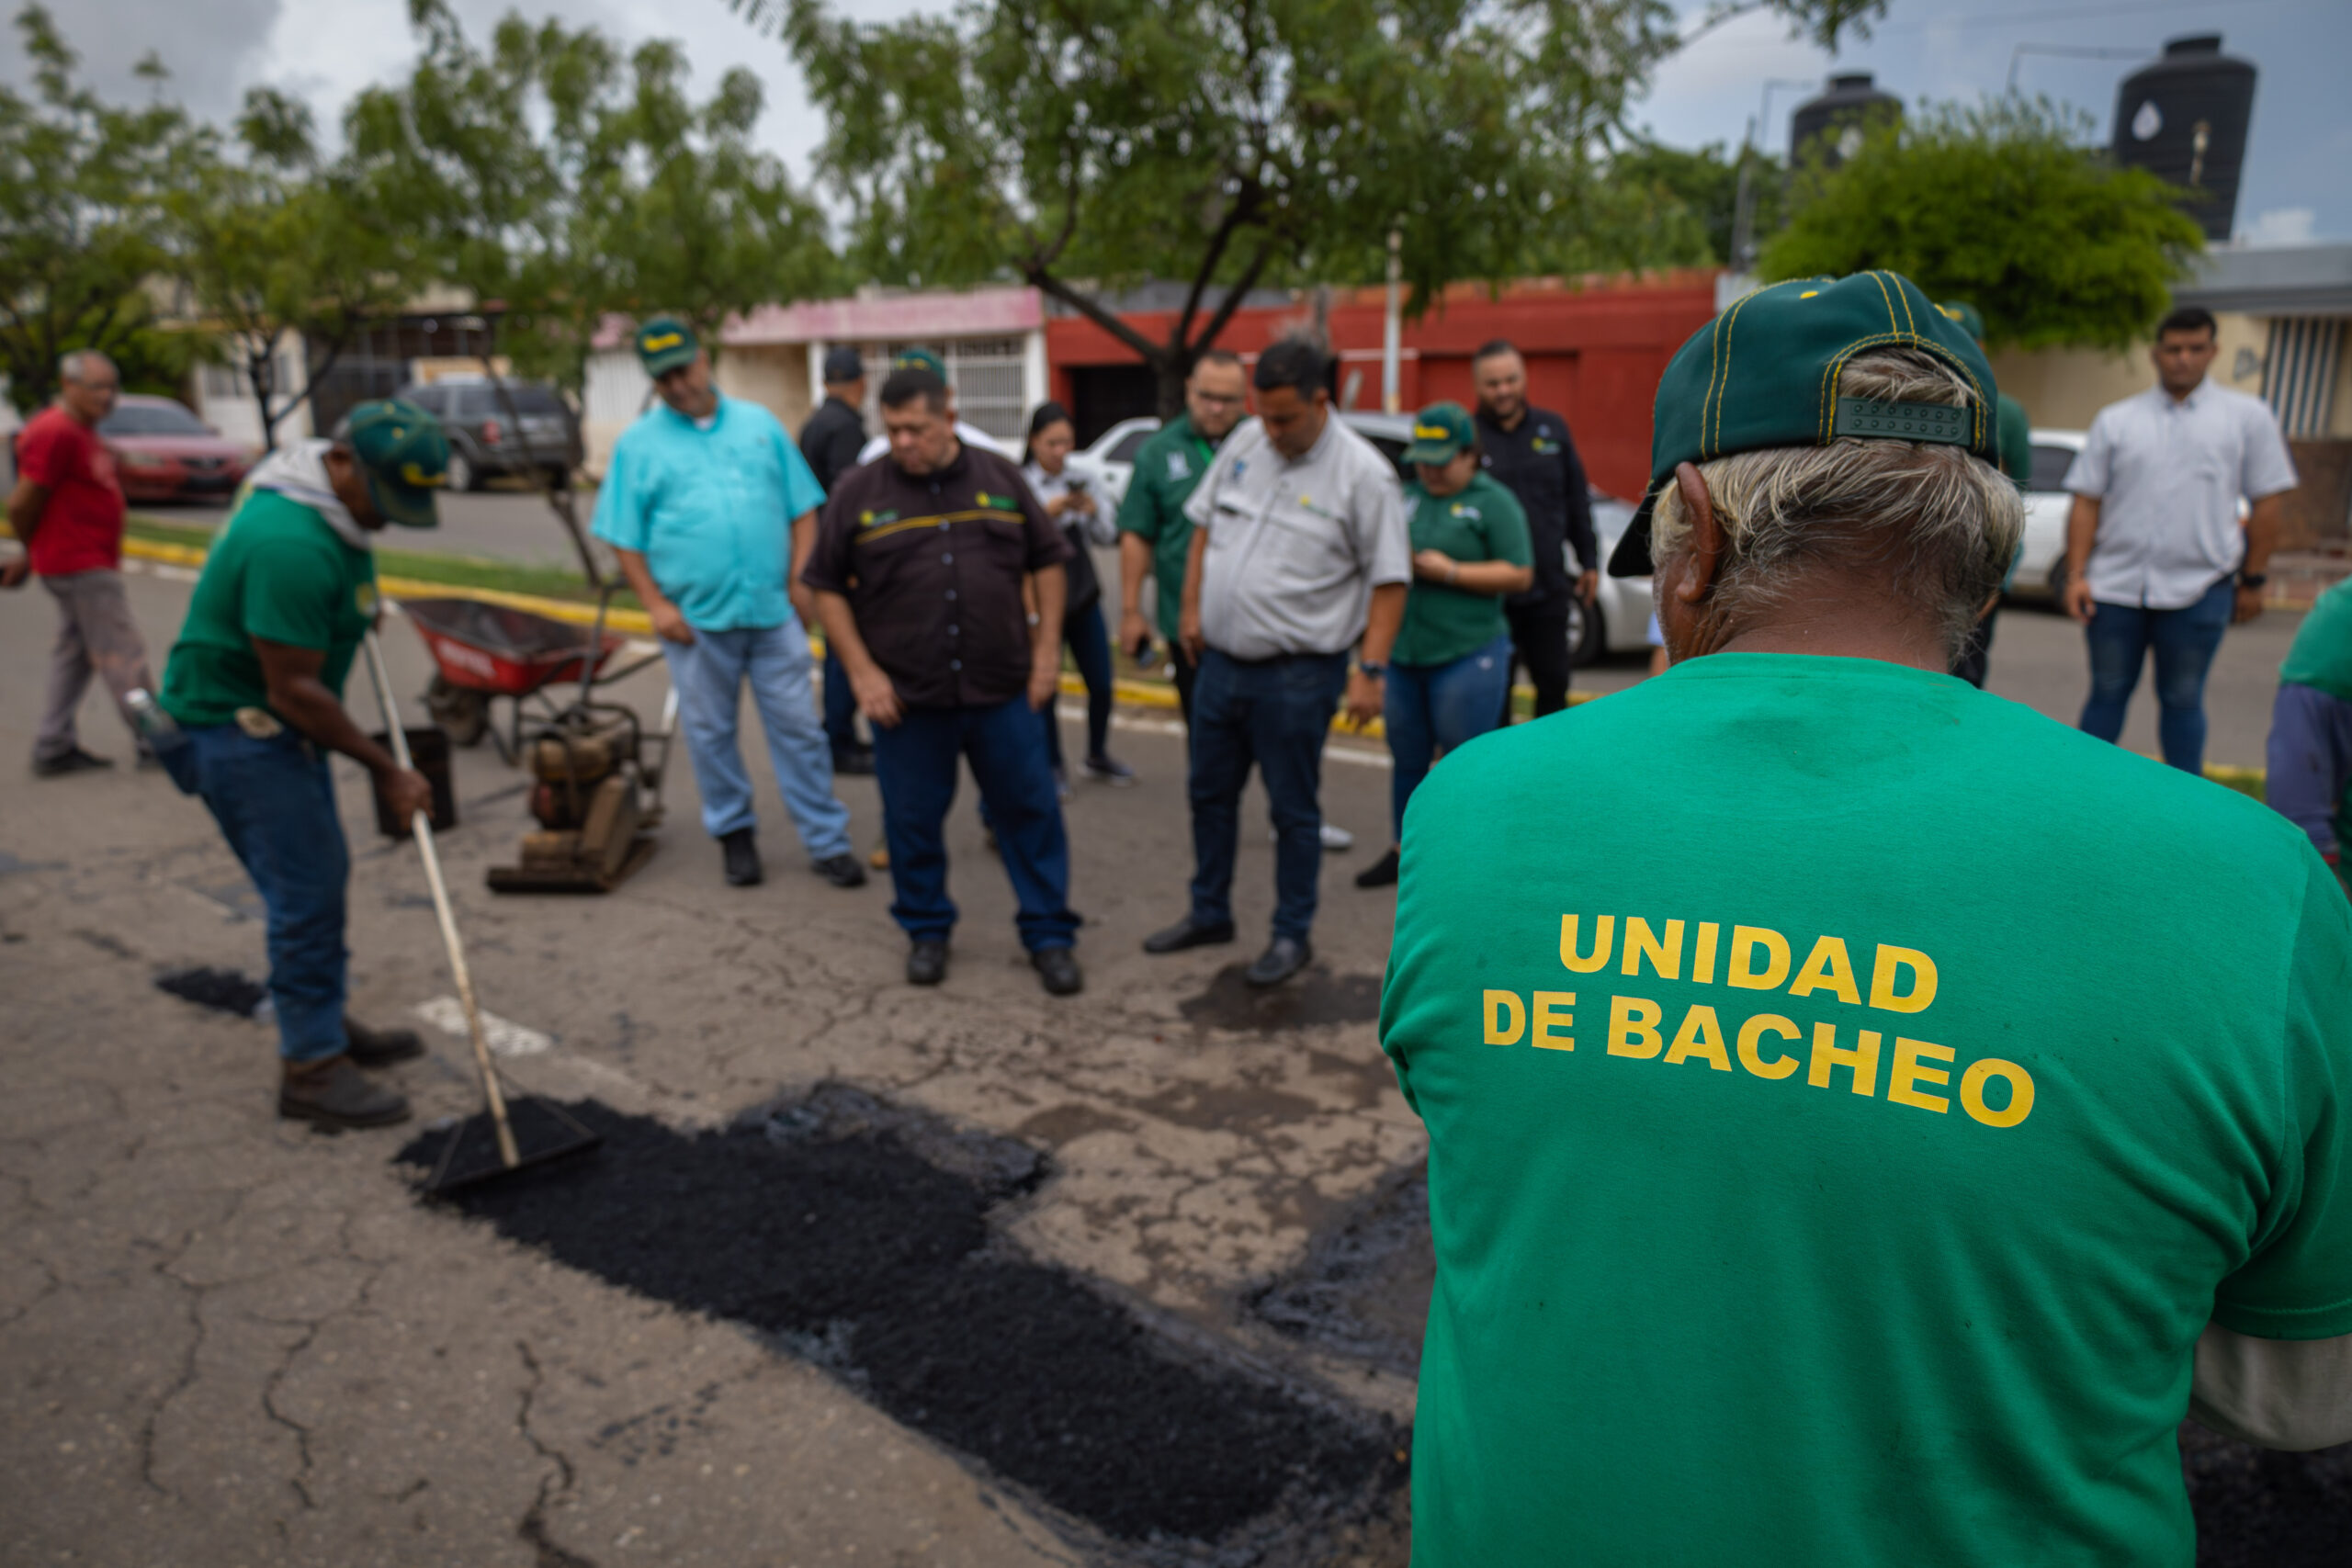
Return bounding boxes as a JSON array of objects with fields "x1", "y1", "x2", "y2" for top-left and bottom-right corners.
[
  {"x1": 148, "y1": 484, "x2": 609, "y2": 573},
  {"x1": 0, "y1": 558, "x2": 2319, "y2": 1565}
]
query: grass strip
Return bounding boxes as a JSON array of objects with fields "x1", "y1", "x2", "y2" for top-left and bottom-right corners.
[{"x1": 125, "y1": 514, "x2": 635, "y2": 611}]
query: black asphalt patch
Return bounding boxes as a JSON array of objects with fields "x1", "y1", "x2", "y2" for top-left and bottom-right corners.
[
  {"x1": 1178, "y1": 964, "x2": 1382, "y2": 1034},
  {"x1": 154, "y1": 965, "x2": 268, "y2": 1018},
  {"x1": 396, "y1": 1085, "x2": 1404, "y2": 1559}
]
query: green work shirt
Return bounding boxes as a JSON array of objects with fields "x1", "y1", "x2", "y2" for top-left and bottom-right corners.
[
  {"x1": 1115, "y1": 414, "x2": 1219, "y2": 640},
  {"x1": 1382, "y1": 653, "x2": 2352, "y2": 1568},
  {"x1": 1996, "y1": 391, "x2": 2032, "y2": 489},
  {"x1": 161, "y1": 488, "x2": 379, "y2": 728},
  {"x1": 2282, "y1": 578, "x2": 2352, "y2": 703},
  {"x1": 1392, "y1": 473, "x2": 1531, "y2": 668}
]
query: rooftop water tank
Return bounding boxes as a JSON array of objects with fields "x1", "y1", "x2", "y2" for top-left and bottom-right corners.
[
  {"x1": 1791, "y1": 73, "x2": 1902, "y2": 172},
  {"x1": 2111, "y1": 35, "x2": 2256, "y2": 242}
]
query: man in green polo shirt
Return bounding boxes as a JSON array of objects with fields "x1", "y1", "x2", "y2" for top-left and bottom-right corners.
[
  {"x1": 1115, "y1": 348, "x2": 1250, "y2": 726},
  {"x1": 1382, "y1": 272, "x2": 2352, "y2": 1565},
  {"x1": 157, "y1": 402, "x2": 448, "y2": 1132}
]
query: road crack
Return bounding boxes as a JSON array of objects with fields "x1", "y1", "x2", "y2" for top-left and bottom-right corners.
[{"x1": 514, "y1": 1339, "x2": 598, "y2": 1567}]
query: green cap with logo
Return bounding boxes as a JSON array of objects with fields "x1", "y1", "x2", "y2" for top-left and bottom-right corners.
[
  {"x1": 345, "y1": 400, "x2": 450, "y2": 529},
  {"x1": 1608, "y1": 270, "x2": 2000, "y2": 577},
  {"x1": 1938, "y1": 299, "x2": 1986, "y2": 343},
  {"x1": 891, "y1": 347, "x2": 947, "y2": 378},
  {"x1": 634, "y1": 315, "x2": 698, "y2": 377},
  {"x1": 1404, "y1": 401, "x2": 1476, "y2": 466}
]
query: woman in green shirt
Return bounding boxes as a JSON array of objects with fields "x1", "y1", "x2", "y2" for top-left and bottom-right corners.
[{"x1": 1358, "y1": 402, "x2": 1533, "y2": 887}]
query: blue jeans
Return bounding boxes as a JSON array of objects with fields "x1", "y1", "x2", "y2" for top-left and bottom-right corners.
[
  {"x1": 2267, "y1": 681, "x2": 2352, "y2": 868},
  {"x1": 822, "y1": 648, "x2": 862, "y2": 759},
  {"x1": 2080, "y1": 577, "x2": 2235, "y2": 773},
  {"x1": 869, "y1": 699, "x2": 1079, "y2": 951},
  {"x1": 1386, "y1": 634, "x2": 1511, "y2": 840},
  {"x1": 162, "y1": 725, "x2": 350, "y2": 1064},
  {"x1": 1043, "y1": 602, "x2": 1115, "y2": 770},
  {"x1": 662, "y1": 622, "x2": 854, "y2": 857},
  {"x1": 1187, "y1": 648, "x2": 1350, "y2": 942}
]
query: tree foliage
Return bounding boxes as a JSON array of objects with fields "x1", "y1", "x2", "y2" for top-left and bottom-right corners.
[
  {"x1": 744, "y1": 0, "x2": 1871, "y2": 413},
  {"x1": 1758, "y1": 97, "x2": 2205, "y2": 352},
  {"x1": 0, "y1": 4, "x2": 205, "y2": 412}
]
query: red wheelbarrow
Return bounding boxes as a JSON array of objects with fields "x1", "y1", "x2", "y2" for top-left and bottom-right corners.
[{"x1": 396, "y1": 596, "x2": 668, "y2": 763}]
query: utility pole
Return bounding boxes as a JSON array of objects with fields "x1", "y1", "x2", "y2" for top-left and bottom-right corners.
[{"x1": 1382, "y1": 227, "x2": 1402, "y2": 415}]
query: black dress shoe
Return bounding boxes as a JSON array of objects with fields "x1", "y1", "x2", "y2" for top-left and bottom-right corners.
[
  {"x1": 1245, "y1": 936, "x2": 1313, "y2": 987},
  {"x1": 1354, "y1": 846, "x2": 1401, "y2": 888},
  {"x1": 344, "y1": 1016, "x2": 425, "y2": 1067},
  {"x1": 814, "y1": 852, "x2": 868, "y2": 888},
  {"x1": 1032, "y1": 946, "x2": 1083, "y2": 996},
  {"x1": 720, "y1": 828, "x2": 763, "y2": 886},
  {"x1": 907, "y1": 939, "x2": 949, "y2": 986},
  {"x1": 1142, "y1": 914, "x2": 1238, "y2": 954},
  {"x1": 32, "y1": 746, "x2": 113, "y2": 777}
]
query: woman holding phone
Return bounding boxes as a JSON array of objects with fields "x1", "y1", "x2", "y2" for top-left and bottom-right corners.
[{"x1": 1023, "y1": 402, "x2": 1134, "y2": 789}]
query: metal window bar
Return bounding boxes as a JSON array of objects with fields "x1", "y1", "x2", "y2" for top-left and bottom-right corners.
[{"x1": 2263, "y1": 318, "x2": 2343, "y2": 440}]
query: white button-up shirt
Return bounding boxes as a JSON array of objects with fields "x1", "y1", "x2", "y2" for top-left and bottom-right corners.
[
  {"x1": 2064, "y1": 379, "x2": 2298, "y2": 610},
  {"x1": 1183, "y1": 414, "x2": 1411, "y2": 659}
]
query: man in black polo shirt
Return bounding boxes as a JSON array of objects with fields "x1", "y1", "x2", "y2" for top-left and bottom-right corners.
[
  {"x1": 802, "y1": 365, "x2": 1083, "y2": 996},
  {"x1": 1473, "y1": 339, "x2": 1598, "y2": 721},
  {"x1": 799, "y1": 346, "x2": 873, "y2": 774}
]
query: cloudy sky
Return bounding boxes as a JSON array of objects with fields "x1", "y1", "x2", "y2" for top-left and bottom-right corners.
[{"x1": 12, "y1": 0, "x2": 2348, "y2": 245}]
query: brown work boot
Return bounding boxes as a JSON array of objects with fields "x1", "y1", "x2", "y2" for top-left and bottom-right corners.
[
  {"x1": 278, "y1": 1056, "x2": 411, "y2": 1130},
  {"x1": 344, "y1": 1016, "x2": 425, "y2": 1067}
]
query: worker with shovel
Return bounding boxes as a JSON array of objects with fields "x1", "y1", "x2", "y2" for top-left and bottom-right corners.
[{"x1": 153, "y1": 402, "x2": 450, "y2": 1130}]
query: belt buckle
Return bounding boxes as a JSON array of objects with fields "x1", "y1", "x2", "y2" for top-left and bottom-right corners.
[{"x1": 234, "y1": 706, "x2": 284, "y2": 739}]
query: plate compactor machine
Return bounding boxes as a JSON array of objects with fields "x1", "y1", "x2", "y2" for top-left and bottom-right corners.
[{"x1": 488, "y1": 698, "x2": 673, "y2": 894}]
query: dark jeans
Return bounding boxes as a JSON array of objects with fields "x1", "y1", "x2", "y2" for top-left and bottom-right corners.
[
  {"x1": 822, "y1": 648, "x2": 863, "y2": 760},
  {"x1": 1044, "y1": 602, "x2": 1115, "y2": 770},
  {"x1": 1501, "y1": 595, "x2": 1572, "y2": 723},
  {"x1": 1170, "y1": 640, "x2": 1200, "y2": 730},
  {"x1": 1953, "y1": 609, "x2": 1997, "y2": 689},
  {"x1": 2080, "y1": 577, "x2": 2234, "y2": 773},
  {"x1": 1186, "y1": 648, "x2": 1349, "y2": 942},
  {"x1": 2267, "y1": 681, "x2": 2352, "y2": 866},
  {"x1": 869, "y1": 698, "x2": 1079, "y2": 952},
  {"x1": 1387, "y1": 635, "x2": 1511, "y2": 841},
  {"x1": 161, "y1": 724, "x2": 349, "y2": 1064}
]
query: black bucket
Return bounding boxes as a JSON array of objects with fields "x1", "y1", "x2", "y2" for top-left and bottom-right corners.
[{"x1": 369, "y1": 727, "x2": 458, "y2": 838}]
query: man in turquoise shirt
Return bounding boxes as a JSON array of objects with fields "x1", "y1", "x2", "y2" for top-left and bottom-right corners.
[{"x1": 594, "y1": 317, "x2": 863, "y2": 890}]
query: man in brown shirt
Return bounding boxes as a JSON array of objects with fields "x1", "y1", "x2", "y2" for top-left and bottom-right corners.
[{"x1": 803, "y1": 365, "x2": 1084, "y2": 995}]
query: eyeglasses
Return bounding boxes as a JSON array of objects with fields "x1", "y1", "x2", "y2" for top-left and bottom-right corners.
[{"x1": 1190, "y1": 390, "x2": 1245, "y2": 407}]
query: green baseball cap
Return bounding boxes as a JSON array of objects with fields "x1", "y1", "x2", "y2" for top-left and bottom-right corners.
[
  {"x1": 635, "y1": 315, "x2": 698, "y2": 377},
  {"x1": 345, "y1": 400, "x2": 449, "y2": 529},
  {"x1": 1938, "y1": 299, "x2": 1986, "y2": 343},
  {"x1": 891, "y1": 347, "x2": 946, "y2": 378},
  {"x1": 1608, "y1": 270, "x2": 2000, "y2": 577},
  {"x1": 1404, "y1": 401, "x2": 1476, "y2": 465}
]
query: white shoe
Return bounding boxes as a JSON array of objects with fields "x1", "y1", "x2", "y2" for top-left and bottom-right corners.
[{"x1": 1271, "y1": 822, "x2": 1355, "y2": 851}]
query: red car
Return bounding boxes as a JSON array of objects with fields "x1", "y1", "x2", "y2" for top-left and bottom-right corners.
[{"x1": 95, "y1": 395, "x2": 254, "y2": 503}]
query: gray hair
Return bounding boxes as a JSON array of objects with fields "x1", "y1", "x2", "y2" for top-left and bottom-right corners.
[
  {"x1": 59, "y1": 349, "x2": 117, "y2": 385},
  {"x1": 1648, "y1": 347, "x2": 2024, "y2": 658}
]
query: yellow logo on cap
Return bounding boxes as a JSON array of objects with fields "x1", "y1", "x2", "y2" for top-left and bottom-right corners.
[
  {"x1": 1937, "y1": 304, "x2": 1962, "y2": 321},
  {"x1": 643, "y1": 332, "x2": 684, "y2": 351},
  {"x1": 1413, "y1": 423, "x2": 1450, "y2": 440},
  {"x1": 401, "y1": 463, "x2": 447, "y2": 489}
]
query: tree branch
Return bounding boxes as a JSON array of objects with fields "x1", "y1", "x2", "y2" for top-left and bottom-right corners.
[
  {"x1": 1022, "y1": 263, "x2": 1165, "y2": 367},
  {"x1": 1184, "y1": 236, "x2": 1275, "y2": 359},
  {"x1": 1172, "y1": 186, "x2": 1254, "y2": 353}
]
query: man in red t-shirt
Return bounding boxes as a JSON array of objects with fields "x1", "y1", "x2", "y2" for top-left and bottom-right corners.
[{"x1": 5, "y1": 350, "x2": 155, "y2": 775}]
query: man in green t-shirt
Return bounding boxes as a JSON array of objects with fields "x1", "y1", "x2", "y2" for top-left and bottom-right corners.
[
  {"x1": 1114, "y1": 349, "x2": 1250, "y2": 727},
  {"x1": 2267, "y1": 577, "x2": 2352, "y2": 892},
  {"x1": 1356, "y1": 401, "x2": 1531, "y2": 890},
  {"x1": 157, "y1": 401, "x2": 450, "y2": 1132},
  {"x1": 1382, "y1": 271, "x2": 2352, "y2": 1566}
]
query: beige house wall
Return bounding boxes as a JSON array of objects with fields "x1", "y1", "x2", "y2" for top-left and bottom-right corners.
[
  {"x1": 1988, "y1": 311, "x2": 2270, "y2": 433},
  {"x1": 715, "y1": 344, "x2": 812, "y2": 434}
]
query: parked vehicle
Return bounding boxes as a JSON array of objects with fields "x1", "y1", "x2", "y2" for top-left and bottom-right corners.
[
  {"x1": 2010, "y1": 429, "x2": 2088, "y2": 602},
  {"x1": 93, "y1": 396, "x2": 253, "y2": 503},
  {"x1": 390, "y1": 377, "x2": 582, "y2": 492},
  {"x1": 1061, "y1": 416, "x2": 1164, "y2": 511}
]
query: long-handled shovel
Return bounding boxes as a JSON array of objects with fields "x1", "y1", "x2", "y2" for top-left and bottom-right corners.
[{"x1": 363, "y1": 629, "x2": 601, "y2": 1195}]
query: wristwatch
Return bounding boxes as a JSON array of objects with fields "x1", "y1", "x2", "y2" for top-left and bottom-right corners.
[
  {"x1": 1357, "y1": 660, "x2": 1388, "y2": 679},
  {"x1": 2239, "y1": 571, "x2": 2268, "y2": 589}
]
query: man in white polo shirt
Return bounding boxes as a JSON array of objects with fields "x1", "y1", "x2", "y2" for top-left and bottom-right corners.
[
  {"x1": 2062, "y1": 305, "x2": 2298, "y2": 773},
  {"x1": 1141, "y1": 338, "x2": 1409, "y2": 987}
]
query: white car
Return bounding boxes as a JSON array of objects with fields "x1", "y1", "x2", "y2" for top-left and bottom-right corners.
[
  {"x1": 1062, "y1": 416, "x2": 1163, "y2": 512},
  {"x1": 2010, "y1": 429, "x2": 2087, "y2": 602}
]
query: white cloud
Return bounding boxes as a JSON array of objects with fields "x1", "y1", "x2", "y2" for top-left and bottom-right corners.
[{"x1": 2241, "y1": 208, "x2": 2315, "y2": 248}]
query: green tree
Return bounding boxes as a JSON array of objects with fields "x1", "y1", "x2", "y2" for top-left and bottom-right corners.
[
  {"x1": 1757, "y1": 98, "x2": 2204, "y2": 351},
  {"x1": 741, "y1": 0, "x2": 1878, "y2": 415},
  {"x1": 0, "y1": 4, "x2": 206, "y2": 414},
  {"x1": 168, "y1": 89, "x2": 424, "y2": 450}
]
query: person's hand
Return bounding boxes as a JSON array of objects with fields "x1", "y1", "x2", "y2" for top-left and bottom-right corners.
[
  {"x1": 1119, "y1": 608, "x2": 1154, "y2": 662},
  {"x1": 1044, "y1": 491, "x2": 1073, "y2": 518},
  {"x1": 2234, "y1": 582, "x2": 2267, "y2": 625},
  {"x1": 1068, "y1": 488, "x2": 1096, "y2": 514},
  {"x1": 850, "y1": 663, "x2": 903, "y2": 728},
  {"x1": 1179, "y1": 606, "x2": 1204, "y2": 664},
  {"x1": 1413, "y1": 548, "x2": 1457, "y2": 582},
  {"x1": 1340, "y1": 668, "x2": 1385, "y2": 730},
  {"x1": 0, "y1": 554, "x2": 29, "y2": 590},
  {"x1": 650, "y1": 599, "x2": 695, "y2": 644},
  {"x1": 1028, "y1": 649, "x2": 1063, "y2": 712},
  {"x1": 381, "y1": 766, "x2": 435, "y2": 828},
  {"x1": 2062, "y1": 576, "x2": 2097, "y2": 624},
  {"x1": 1576, "y1": 569, "x2": 1600, "y2": 605}
]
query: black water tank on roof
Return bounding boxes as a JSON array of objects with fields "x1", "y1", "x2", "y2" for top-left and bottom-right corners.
[
  {"x1": 1791, "y1": 73, "x2": 1902, "y2": 172},
  {"x1": 2111, "y1": 34, "x2": 2256, "y2": 242}
]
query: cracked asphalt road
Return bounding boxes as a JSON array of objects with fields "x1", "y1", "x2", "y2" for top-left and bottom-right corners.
[{"x1": 0, "y1": 566, "x2": 1424, "y2": 1565}]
